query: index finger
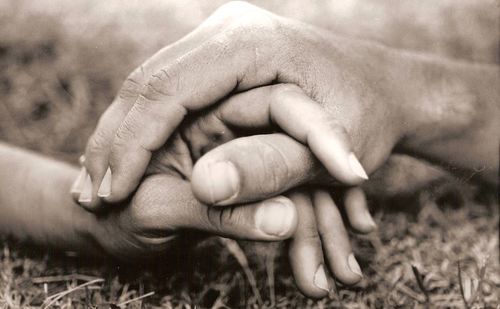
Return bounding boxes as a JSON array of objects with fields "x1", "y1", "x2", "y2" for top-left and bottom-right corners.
[
  {"x1": 78, "y1": 10, "x2": 231, "y2": 210},
  {"x1": 105, "y1": 7, "x2": 283, "y2": 202}
]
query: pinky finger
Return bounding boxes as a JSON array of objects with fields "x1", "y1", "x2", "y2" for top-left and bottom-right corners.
[{"x1": 344, "y1": 187, "x2": 377, "y2": 234}]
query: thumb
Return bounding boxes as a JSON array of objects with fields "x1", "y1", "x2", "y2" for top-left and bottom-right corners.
[
  {"x1": 128, "y1": 174, "x2": 298, "y2": 241},
  {"x1": 191, "y1": 133, "x2": 326, "y2": 206}
]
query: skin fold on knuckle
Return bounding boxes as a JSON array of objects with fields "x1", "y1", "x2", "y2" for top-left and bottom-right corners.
[
  {"x1": 143, "y1": 65, "x2": 182, "y2": 101},
  {"x1": 205, "y1": 205, "x2": 238, "y2": 236},
  {"x1": 119, "y1": 68, "x2": 146, "y2": 101}
]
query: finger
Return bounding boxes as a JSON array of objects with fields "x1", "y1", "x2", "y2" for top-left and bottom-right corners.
[
  {"x1": 288, "y1": 191, "x2": 330, "y2": 298},
  {"x1": 106, "y1": 6, "x2": 281, "y2": 203},
  {"x1": 180, "y1": 112, "x2": 238, "y2": 161},
  {"x1": 218, "y1": 84, "x2": 369, "y2": 185},
  {"x1": 191, "y1": 133, "x2": 324, "y2": 206},
  {"x1": 313, "y1": 189, "x2": 363, "y2": 285},
  {"x1": 70, "y1": 165, "x2": 87, "y2": 201},
  {"x1": 80, "y1": 10, "x2": 232, "y2": 210},
  {"x1": 128, "y1": 174, "x2": 298, "y2": 241},
  {"x1": 343, "y1": 187, "x2": 377, "y2": 234}
]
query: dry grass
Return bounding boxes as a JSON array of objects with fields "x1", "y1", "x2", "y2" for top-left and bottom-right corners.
[{"x1": 0, "y1": 1, "x2": 498, "y2": 308}]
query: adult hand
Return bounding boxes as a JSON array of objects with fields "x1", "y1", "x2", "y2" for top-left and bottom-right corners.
[
  {"x1": 74, "y1": 126, "x2": 376, "y2": 298},
  {"x1": 83, "y1": 1, "x2": 497, "y2": 208},
  {"x1": 87, "y1": 172, "x2": 300, "y2": 260},
  {"x1": 81, "y1": 1, "x2": 408, "y2": 207},
  {"x1": 75, "y1": 83, "x2": 448, "y2": 298}
]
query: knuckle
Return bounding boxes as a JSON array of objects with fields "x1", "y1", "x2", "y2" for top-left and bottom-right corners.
[
  {"x1": 228, "y1": 13, "x2": 280, "y2": 43},
  {"x1": 142, "y1": 65, "x2": 182, "y2": 101},
  {"x1": 214, "y1": 6, "x2": 281, "y2": 46},
  {"x1": 296, "y1": 227, "x2": 322, "y2": 245},
  {"x1": 119, "y1": 66, "x2": 146, "y2": 100},
  {"x1": 205, "y1": 206, "x2": 225, "y2": 233},
  {"x1": 215, "y1": 1, "x2": 257, "y2": 19},
  {"x1": 205, "y1": 205, "x2": 244, "y2": 234}
]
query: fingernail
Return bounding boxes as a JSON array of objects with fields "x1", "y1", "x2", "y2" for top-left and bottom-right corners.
[
  {"x1": 205, "y1": 161, "x2": 240, "y2": 205},
  {"x1": 313, "y1": 264, "x2": 330, "y2": 292},
  {"x1": 70, "y1": 166, "x2": 87, "y2": 195},
  {"x1": 255, "y1": 198, "x2": 295, "y2": 237},
  {"x1": 97, "y1": 167, "x2": 112, "y2": 198},
  {"x1": 348, "y1": 153, "x2": 368, "y2": 180},
  {"x1": 347, "y1": 253, "x2": 363, "y2": 278},
  {"x1": 78, "y1": 173, "x2": 92, "y2": 203}
]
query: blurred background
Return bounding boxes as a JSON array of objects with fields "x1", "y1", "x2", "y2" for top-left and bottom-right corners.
[
  {"x1": 0, "y1": 0, "x2": 498, "y2": 307},
  {"x1": 0, "y1": 0, "x2": 498, "y2": 163}
]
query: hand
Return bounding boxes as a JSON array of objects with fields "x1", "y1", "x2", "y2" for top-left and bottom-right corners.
[
  {"x1": 88, "y1": 177, "x2": 371, "y2": 297},
  {"x1": 74, "y1": 113, "x2": 376, "y2": 298},
  {"x1": 86, "y1": 172, "x2": 301, "y2": 260},
  {"x1": 74, "y1": 81, "x2": 449, "y2": 297},
  {"x1": 81, "y1": 2, "x2": 412, "y2": 207}
]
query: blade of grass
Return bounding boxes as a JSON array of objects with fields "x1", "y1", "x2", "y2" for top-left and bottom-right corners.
[
  {"x1": 117, "y1": 291, "x2": 154, "y2": 307},
  {"x1": 411, "y1": 265, "x2": 430, "y2": 304},
  {"x1": 457, "y1": 261, "x2": 470, "y2": 309},
  {"x1": 42, "y1": 278, "x2": 104, "y2": 308},
  {"x1": 219, "y1": 237, "x2": 262, "y2": 305}
]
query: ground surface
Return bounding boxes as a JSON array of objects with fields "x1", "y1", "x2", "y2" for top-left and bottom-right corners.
[{"x1": 0, "y1": 0, "x2": 498, "y2": 308}]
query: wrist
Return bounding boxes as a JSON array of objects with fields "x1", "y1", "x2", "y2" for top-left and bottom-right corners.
[
  {"x1": 386, "y1": 51, "x2": 499, "y2": 182},
  {"x1": 39, "y1": 160, "x2": 103, "y2": 252},
  {"x1": 386, "y1": 52, "x2": 478, "y2": 150},
  {"x1": 0, "y1": 144, "x2": 103, "y2": 253}
]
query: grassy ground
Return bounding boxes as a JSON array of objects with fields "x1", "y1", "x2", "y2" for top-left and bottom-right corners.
[{"x1": 0, "y1": 1, "x2": 498, "y2": 308}]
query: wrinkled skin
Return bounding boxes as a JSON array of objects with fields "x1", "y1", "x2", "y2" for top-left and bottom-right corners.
[{"x1": 76, "y1": 1, "x2": 498, "y2": 299}]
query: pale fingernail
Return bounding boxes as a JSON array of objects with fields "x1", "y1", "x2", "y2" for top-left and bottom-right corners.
[
  {"x1": 205, "y1": 161, "x2": 240, "y2": 205},
  {"x1": 78, "y1": 173, "x2": 92, "y2": 203},
  {"x1": 313, "y1": 264, "x2": 330, "y2": 292},
  {"x1": 78, "y1": 155, "x2": 86, "y2": 165},
  {"x1": 347, "y1": 253, "x2": 363, "y2": 278},
  {"x1": 255, "y1": 198, "x2": 295, "y2": 237},
  {"x1": 97, "y1": 167, "x2": 112, "y2": 198},
  {"x1": 70, "y1": 166, "x2": 87, "y2": 195},
  {"x1": 348, "y1": 153, "x2": 369, "y2": 180}
]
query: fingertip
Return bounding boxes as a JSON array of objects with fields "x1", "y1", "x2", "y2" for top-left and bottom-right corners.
[
  {"x1": 288, "y1": 237, "x2": 329, "y2": 299},
  {"x1": 307, "y1": 132, "x2": 363, "y2": 186},
  {"x1": 104, "y1": 178, "x2": 131, "y2": 204},
  {"x1": 70, "y1": 166, "x2": 87, "y2": 202},
  {"x1": 191, "y1": 160, "x2": 215, "y2": 204},
  {"x1": 105, "y1": 147, "x2": 151, "y2": 204},
  {"x1": 347, "y1": 153, "x2": 369, "y2": 180},
  {"x1": 344, "y1": 187, "x2": 377, "y2": 234},
  {"x1": 288, "y1": 192, "x2": 330, "y2": 298},
  {"x1": 313, "y1": 190, "x2": 363, "y2": 286},
  {"x1": 254, "y1": 196, "x2": 298, "y2": 239},
  {"x1": 191, "y1": 159, "x2": 241, "y2": 206},
  {"x1": 97, "y1": 167, "x2": 112, "y2": 198},
  {"x1": 329, "y1": 253, "x2": 364, "y2": 286},
  {"x1": 76, "y1": 175, "x2": 106, "y2": 212}
]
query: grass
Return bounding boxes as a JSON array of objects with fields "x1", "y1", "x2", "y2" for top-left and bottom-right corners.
[{"x1": 0, "y1": 1, "x2": 498, "y2": 308}]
